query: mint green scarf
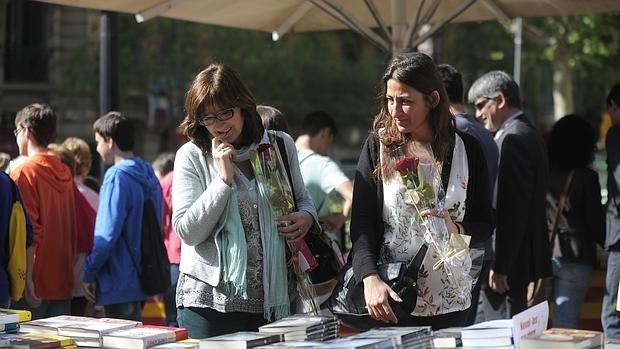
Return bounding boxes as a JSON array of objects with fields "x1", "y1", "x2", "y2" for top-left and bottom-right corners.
[{"x1": 218, "y1": 133, "x2": 290, "y2": 320}]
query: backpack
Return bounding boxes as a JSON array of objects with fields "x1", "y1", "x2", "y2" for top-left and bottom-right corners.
[
  {"x1": 140, "y1": 198, "x2": 171, "y2": 295},
  {"x1": 123, "y1": 198, "x2": 171, "y2": 296}
]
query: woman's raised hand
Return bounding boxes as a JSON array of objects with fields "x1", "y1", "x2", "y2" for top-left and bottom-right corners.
[
  {"x1": 362, "y1": 273, "x2": 402, "y2": 324},
  {"x1": 212, "y1": 137, "x2": 235, "y2": 186}
]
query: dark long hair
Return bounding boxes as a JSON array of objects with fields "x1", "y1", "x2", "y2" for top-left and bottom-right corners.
[
  {"x1": 372, "y1": 53, "x2": 454, "y2": 178},
  {"x1": 181, "y1": 64, "x2": 264, "y2": 154},
  {"x1": 548, "y1": 114, "x2": 596, "y2": 171}
]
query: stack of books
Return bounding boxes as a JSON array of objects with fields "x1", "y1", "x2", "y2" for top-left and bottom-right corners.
[
  {"x1": 431, "y1": 327, "x2": 463, "y2": 348},
  {"x1": 520, "y1": 328, "x2": 603, "y2": 349},
  {"x1": 460, "y1": 319, "x2": 514, "y2": 348},
  {"x1": 347, "y1": 326, "x2": 433, "y2": 348},
  {"x1": 19, "y1": 315, "x2": 141, "y2": 346},
  {"x1": 199, "y1": 331, "x2": 282, "y2": 348},
  {"x1": 101, "y1": 325, "x2": 189, "y2": 348},
  {"x1": 258, "y1": 314, "x2": 339, "y2": 342},
  {"x1": 0, "y1": 310, "x2": 20, "y2": 334}
]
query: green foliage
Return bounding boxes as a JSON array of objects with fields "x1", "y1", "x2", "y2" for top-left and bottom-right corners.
[{"x1": 532, "y1": 14, "x2": 620, "y2": 70}]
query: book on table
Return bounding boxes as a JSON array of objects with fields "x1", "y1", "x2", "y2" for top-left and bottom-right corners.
[
  {"x1": 57, "y1": 317, "x2": 141, "y2": 346},
  {"x1": 102, "y1": 325, "x2": 188, "y2": 349},
  {"x1": 0, "y1": 308, "x2": 31, "y2": 322},
  {"x1": 19, "y1": 315, "x2": 95, "y2": 335},
  {"x1": 347, "y1": 326, "x2": 433, "y2": 348},
  {"x1": 0, "y1": 321, "x2": 19, "y2": 334},
  {"x1": 461, "y1": 335, "x2": 514, "y2": 347},
  {"x1": 0, "y1": 332, "x2": 75, "y2": 348},
  {"x1": 254, "y1": 342, "x2": 324, "y2": 348},
  {"x1": 431, "y1": 327, "x2": 463, "y2": 348},
  {"x1": 519, "y1": 328, "x2": 603, "y2": 349},
  {"x1": 258, "y1": 314, "x2": 339, "y2": 341},
  {"x1": 313, "y1": 337, "x2": 395, "y2": 349},
  {"x1": 0, "y1": 310, "x2": 19, "y2": 326},
  {"x1": 199, "y1": 332, "x2": 282, "y2": 349},
  {"x1": 150, "y1": 338, "x2": 200, "y2": 348},
  {"x1": 460, "y1": 319, "x2": 513, "y2": 339}
]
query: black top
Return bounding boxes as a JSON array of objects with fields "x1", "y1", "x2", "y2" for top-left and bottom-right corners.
[
  {"x1": 548, "y1": 167, "x2": 605, "y2": 266},
  {"x1": 350, "y1": 130, "x2": 494, "y2": 282},
  {"x1": 606, "y1": 124, "x2": 620, "y2": 250}
]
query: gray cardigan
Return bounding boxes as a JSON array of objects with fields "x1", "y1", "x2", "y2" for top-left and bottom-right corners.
[{"x1": 172, "y1": 131, "x2": 319, "y2": 286}]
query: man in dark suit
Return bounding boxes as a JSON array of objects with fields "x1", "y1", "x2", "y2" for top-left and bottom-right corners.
[{"x1": 467, "y1": 71, "x2": 551, "y2": 317}]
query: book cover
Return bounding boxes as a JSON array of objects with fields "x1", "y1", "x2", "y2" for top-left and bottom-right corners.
[
  {"x1": 102, "y1": 326, "x2": 180, "y2": 349},
  {"x1": 57, "y1": 317, "x2": 141, "y2": 339},
  {"x1": 520, "y1": 328, "x2": 603, "y2": 349},
  {"x1": 20, "y1": 315, "x2": 92, "y2": 335},
  {"x1": 0, "y1": 308, "x2": 31, "y2": 322},
  {"x1": 199, "y1": 332, "x2": 282, "y2": 349}
]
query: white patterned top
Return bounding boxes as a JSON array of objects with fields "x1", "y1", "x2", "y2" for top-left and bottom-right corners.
[{"x1": 379, "y1": 134, "x2": 470, "y2": 316}]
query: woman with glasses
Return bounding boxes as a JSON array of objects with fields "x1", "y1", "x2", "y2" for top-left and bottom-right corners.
[
  {"x1": 172, "y1": 64, "x2": 319, "y2": 338},
  {"x1": 348, "y1": 53, "x2": 493, "y2": 330}
]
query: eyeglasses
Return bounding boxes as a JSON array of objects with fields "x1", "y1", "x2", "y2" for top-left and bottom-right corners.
[
  {"x1": 474, "y1": 95, "x2": 499, "y2": 111},
  {"x1": 199, "y1": 107, "x2": 235, "y2": 126},
  {"x1": 13, "y1": 127, "x2": 24, "y2": 137}
]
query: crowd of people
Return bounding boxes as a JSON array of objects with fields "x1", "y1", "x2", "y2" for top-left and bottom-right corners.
[{"x1": 1, "y1": 52, "x2": 620, "y2": 340}]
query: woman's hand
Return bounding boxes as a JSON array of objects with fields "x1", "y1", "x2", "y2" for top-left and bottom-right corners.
[
  {"x1": 362, "y1": 273, "x2": 401, "y2": 324},
  {"x1": 211, "y1": 137, "x2": 235, "y2": 186},
  {"x1": 277, "y1": 210, "x2": 313, "y2": 243},
  {"x1": 83, "y1": 282, "x2": 97, "y2": 303},
  {"x1": 420, "y1": 208, "x2": 460, "y2": 235}
]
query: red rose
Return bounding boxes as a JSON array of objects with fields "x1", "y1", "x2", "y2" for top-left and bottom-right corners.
[
  {"x1": 257, "y1": 143, "x2": 272, "y2": 154},
  {"x1": 395, "y1": 155, "x2": 419, "y2": 176}
]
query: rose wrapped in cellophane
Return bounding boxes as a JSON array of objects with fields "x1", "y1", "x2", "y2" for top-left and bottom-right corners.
[
  {"x1": 250, "y1": 134, "x2": 319, "y2": 314},
  {"x1": 392, "y1": 144, "x2": 484, "y2": 303}
]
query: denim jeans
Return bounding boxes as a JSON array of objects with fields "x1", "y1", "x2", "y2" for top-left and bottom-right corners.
[
  {"x1": 163, "y1": 263, "x2": 180, "y2": 327},
  {"x1": 603, "y1": 251, "x2": 620, "y2": 339},
  {"x1": 104, "y1": 301, "x2": 143, "y2": 321},
  {"x1": 177, "y1": 307, "x2": 267, "y2": 339},
  {"x1": 547, "y1": 259, "x2": 593, "y2": 329}
]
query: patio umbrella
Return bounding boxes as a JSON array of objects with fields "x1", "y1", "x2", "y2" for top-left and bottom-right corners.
[{"x1": 36, "y1": 0, "x2": 620, "y2": 53}]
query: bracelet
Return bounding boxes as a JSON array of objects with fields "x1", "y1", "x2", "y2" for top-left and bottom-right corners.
[{"x1": 455, "y1": 223, "x2": 462, "y2": 235}]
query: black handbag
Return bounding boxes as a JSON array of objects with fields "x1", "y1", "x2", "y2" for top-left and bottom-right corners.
[
  {"x1": 304, "y1": 232, "x2": 341, "y2": 284},
  {"x1": 327, "y1": 244, "x2": 428, "y2": 330}
]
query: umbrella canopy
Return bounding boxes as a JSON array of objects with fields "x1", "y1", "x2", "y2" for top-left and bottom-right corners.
[{"x1": 36, "y1": 0, "x2": 620, "y2": 53}]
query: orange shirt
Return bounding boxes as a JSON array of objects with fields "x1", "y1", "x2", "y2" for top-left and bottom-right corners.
[{"x1": 11, "y1": 153, "x2": 77, "y2": 300}]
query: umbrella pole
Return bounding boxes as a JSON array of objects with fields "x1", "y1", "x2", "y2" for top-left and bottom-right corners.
[{"x1": 99, "y1": 11, "x2": 118, "y2": 115}]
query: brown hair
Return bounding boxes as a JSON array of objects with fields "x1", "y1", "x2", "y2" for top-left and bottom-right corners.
[
  {"x1": 372, "y1": 53, "x2": 454, "y2": 179},
  {"x1": 181, "y1": 64, "x2": 264, "y2": 154},
  {"x1": 63, "y1": 137, "x2": 93, "y2": 178},
  {"x1": 15, "y1": 103, "x2": 57, "y2": 147}
]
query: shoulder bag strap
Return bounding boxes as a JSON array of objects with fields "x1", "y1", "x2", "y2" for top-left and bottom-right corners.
[
  {"x1": 549, "y1": 170, "x2": 575, "y2": 253},
  {"x1": 275, "y1": 134, "x2": 297, "y2": 209}
]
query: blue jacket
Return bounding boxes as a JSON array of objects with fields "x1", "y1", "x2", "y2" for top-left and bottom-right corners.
[
  {"x1": 0, "y1": 172, "x2": 33, "y2": 307},
  {"x1": 84, "y1": 157, "x2": 163, "y2": 305}
]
